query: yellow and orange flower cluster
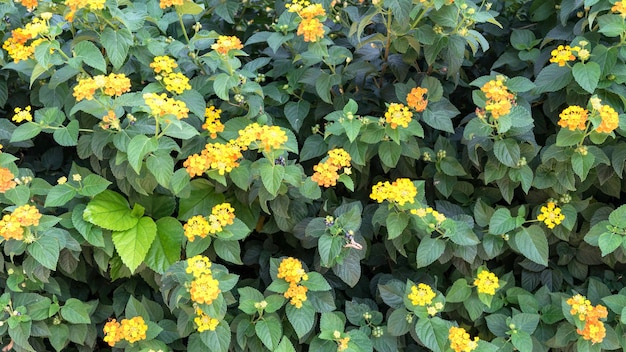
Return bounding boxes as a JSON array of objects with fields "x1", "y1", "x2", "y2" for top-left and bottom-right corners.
[
  {"x1": 73, "y1": 73, "x2": 131, "y2": 101},
  {"x1": 407, "y1": 283, "x2": 436, "y2": 306},
  {"x1": 183, "y1": 141, "x2": 243, "y2": 177},
  {"x1": 333, "y1": 330, "x2": 350, "y2": 351},
  {"x1": 65, "y1": 0, "x2": 106, "y2": 22},
  {"x1": 0, "y1": 204, "x2": 42, "y2": 241},
  {"x1": 288, "y1": 0, "x2": 327, "y2": 42},
  {"x1": 558, "y1": 105, "x2": 588, "y2": 131},
  {"x1": 550, "y1": 45, "x2": 580, "y2": 67},
  {"x1": 536, "y1": 201, "x2": 565, "y2": 229},
  {"x1": 311, "y1": 148, "x2": 351, "y2": 187},
  {"x1": 159, "y1": 0, "x2": 184, "y2": 9},
  {"x1": 150, "y1": 56, "x2": 178, "y2": 74},
  {"x1": 406, "y1": 87, "x2": 428, "y2": 112},
  {"x1": 16, "y1": 0, "x2": 38, "y2": 11},
  {"x1": 566, "y1": 294, "x2": 608, "y2": 344},
  {"x1": 185, "y1": 255, "x2": 221, "y2": 305},
  {"x1": 2, "y1": 17, "x2": 48, "y2": 63},
  {"x1": 410, "y1": 207, "x2": 446, "y2": 228},
  {"x1": 194, "y1": 307, "x2": 219, "y2": 332},
  {"x1": 237, "y1": 123, "x2": 289, "y2": 152},
  {"x1": 0, "y1": 168, "x2": 17, "y2": 193},
  {"x1": 202, "y1": 106, "x2": 225, "y2": 139},
  {"x1": 480, "y1": 77, "x2": 515, "y2": 119},
  {"x1": 448, "y1": 326, "x2": 479, "y2": 352},
  {"x1": 612, "y1": 0, "x2": 626, "y2": 18},
  {"x1": 211, "y1": 36, "x2": 244, "y2": 55},
  {"x1": 595, "y1": 104, "x2": 619, "y2": 134},
  {"x1": 473, "y1": 270, "x2": 499, "y2": 295},
  {"x1": 558, "y1": 97, "x2": 620, "y2": 134},
  {"x1": 183, "y1": 203, "x2": 236, "y2": 241},
  {"x1": 100, "y1": 110, "x2": 121, "y2": 131},
  {"x1": 150, "y1": 56, "x2": 191, "y2": 94},
  {"x1": 277, "y1": 257, "x2": 309, "y2": 308},
  {"x1": 12, "y1": 106, "x2": 33, "y2": 123},
  {"x1": 143, "y1": 92, "x2": 189, "y2": 120},
  {"x1": 103, "y1": 316, "x2": 148, "y2": 346},
  {"x1": 384, "y1": 103, "x2": 413, "y2": 129},
  {"x1": 370, "y1": 178, "x2": 417, "y2": 206}
]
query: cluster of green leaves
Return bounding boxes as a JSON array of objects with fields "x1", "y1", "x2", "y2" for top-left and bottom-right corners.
[{"x1": 3, "y1": 0, "x2": 626, "y2": 351}]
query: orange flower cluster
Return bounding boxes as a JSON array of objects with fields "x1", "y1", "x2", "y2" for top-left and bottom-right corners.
[
  {"x1": 288, "y1": 1, "x2": 327, "y2": 42},
  {"x1": 480, "y1": 77, "x2": 515, "y2": 119},
  {"x1": 73, "y1": 73, "x2": 131, "y2": 101},
  {"x1": 0, "y1": 204, "x2": 42, "y2": 241},
  {"x1": 103, "y1": 316, "x2": 148, "y2": 346},
  {"x1": 277, "y1": 257, "x2": 309, "y2": 308},
  {"x1": 183, "y1": 141, "x2": 243, "y2": 177},
  {"x1": 211, "y1": 36, "x2": 244, "y2": 55},
  {"x1": 406, "y1": 87, "x2": 428, "y2": 112},
  {"x1": 566, "y1": 294, "x2": 608, "y2": 344},
  {"x1": 558, "y1": 97, "x2": 620, "y2": 134},
  {"x1": 64, "y1": 0, "x2": 106, "y2": 21},
  {"x1": 100, "y1": 110, "x2": 120, "y2": 131},
  {"x1": 202, "y1": 106, "x2": 225, "y2": 139},
  {"x1": 143, "y1": 92, "x2": 189, "y2": 120},
  {"x1": 16, "y1": 0, "x2": 38, "y2": 11},
  {"x1": 384, "y1": 103, "x2": 413, "y2": 129},
  {"x1": 595, "y1": 104, "x2": 619, "y2": 134},
  {"x1": 183, "y1": 203, "x2": 236, "y2": 241},
  {"x1": 159, "y1": 0, "x2": 184, "y2": 9},
  {"x1": 613, "y1": 0, "x2": 626, "y2": 18},
  {"x1": 311, "y1": 148, "x2": 351, "y2": 187},
  {"x1": 237, "y1": 123, "x2": 289, "y2": 152},
  {"x1": 558, "y1": 105, "x2": 588, "y2": 131},
  {"x1": 2, "y1": 17, "x2": 48, "y2": 63},
  {"x1": 0, "y1": 168, "x2": 17, "y2": 193}
]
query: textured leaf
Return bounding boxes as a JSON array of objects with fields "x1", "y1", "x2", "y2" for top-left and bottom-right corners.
[
  {"x1": 84, "y1": 190, "x2": 138, "y2": 231},
  {"x1": 145, "y1": 217, "x2": 183, "y2": 274},
  {"x1": 112, "y1": 217, "x2": 157, "y2": 273},
  {"x1": 514, "y1": 225, "x2": 548, "y2": 266},
  {"x1": 73, "y1": 40, "x2": 106, "y2": 72}
]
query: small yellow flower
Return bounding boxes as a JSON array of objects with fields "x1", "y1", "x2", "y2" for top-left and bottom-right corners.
[
  {"x1": 150, "y1": 56, "x2": 178, "y2": 74},
  {"x1": 550, "y1": 45, "x2": 578, "y2": 67},
  {"x1": 57, "y1": 176, "x2": 68, "y2": 185},
  {"x1": 384, "y1": 103, "x2": 413, "y2": 129},
  {"x1": 189, "y1": 273, "x2": 221, "y2": 304},
  {"x1": 186, "y1": 255, "x2": 212, "y2": 278},
  {"x1": 473, "y1": 270, "x2": 499, "y2": 295},
  {"x1": 12, "y1": 106, "x2": 33, "y2": 123},
  {"x1": 448, "y1": 326, "x2": 479, "y2": 352},
  {"x1": 72, "y1": 174, "x2": 82, "y2": 182},
  {"x1": 595, "y1": 104, "x2": 619, "y2": 134},
  {"x1": 370, "y1": 178, "x2": 417, "y2": 206},
  {"x1": 277, "y1": 257, "x2": 309, "y2": 284},
  {"x1": 211, "y1": 35, "x2": 244, "y2": 55},
  {"x1": 536, "y1": 201, "x2": 565, "y2": 229},
  {"x1": 407, "y1": 283, "x2": 436, "y2": 306},
  {"x1": 284, "y1": 282, "x2": 308, "y2": 308},
  {"x1": 194, "y1": 308, "x2": 219, "y2": 332},
  {"x1": 120, "y1": 316, "x2": 148, "y2": 344}
]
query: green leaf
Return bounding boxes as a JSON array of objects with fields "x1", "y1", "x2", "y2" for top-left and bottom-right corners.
[
  {"x1": 213, "y1": 73, "x2": 238, "y2": 101},
  {"x1": 300, "y1": 177, "x2": 322, "y2": 199},
  {"x1": 387, "y1": 308, "x2": 411, "y2": 336},
  {"x1": 5, "y1": 185, "x2": 30, "y2": 206},
  {"x1": 422, "y1": 100, "x2": 457, "y2": 133},
  {"x1": 572, "y1": 61, "x2": 601, "y2": 93},
  {"x1": 127, "y1": 135, "x2": 158, "y2": 175},
  {"x1": 111, "y1": 217, "x2": 157, "y2": 273},
  {"x1": 73, "y1": 40, "x2": 106, "y2": 72},
  {"x1": 320, "y1": 311, "x2": 345, "y2": 332},
  {"x1": 48, "y1": 324, "x2": 69, "y2": 352},
  {"x1": 79, "y1": 174, "x2": 111, "y2": 197},
  {"x1": 386, "y1": 212, "x2": 409, "y2": 239},
  {"x1": 446, "y1": 278, "x2": 472, "y2": 303},
  {"x1": 100, "y1": 27, "x2": 132, "y2": 70},
  {"x1": 571, "y1": 151, "x2": 595, "y2": 181},
  {"x1": 27, "y1": 235, "x2": 61, "y2": 270},
  {"x1": 598, "y1": 13, "x2": 626, "y2": 37},
  {"x1": 610, "y1": 205, "x2": 626, "y2": 228},
  {"x1": 84, "y1": 190, "x2": 138, "y2": 231},
  {"x1": 511, "y1": 330, "x2": 533, "y2": 352},
  {"x1": 416, "y1": 236, "x2": 445, "y2": 268},
  {"x1": 489, "y1": 208, "x2": 517, "y2": 235},
  {"x1": 303, "y1": 272, "x2": 332, "y2": 291},
  {"x1": 379, "y1": 141, "x2": 402, "y2": 168},
  {"x1": 439, "y1": 156, "x2": 467, "y2": 176},
  {"x1": 255, "y1": 314, "x2": 283, "y2": 350},
  {"x1": 556, "y1": 128, "x2": 585, "y2": 147},
  {"x1": 598, "y1": 232, "x2": 622, "y2": 257},
  {"x1": 214, "y1": 238, "x2": 243, "y2": 264},
  {"x1": 276, "y1": 336, "x2": 297, "y2": 352},
  {"x1": 534, "y1": 64, "x2": 573, "y2": 93},
  {"x1": 176, "y1": 0, "x2": 205, "y2": 15},
  {"x1": 384, "y1": 0, "x2": 411, "y2": 24},
  {"x1": 332, "y1": 249, "x2": 361, "y2": 287},
  {"x1": 493, "y1": 139, "x2": 520, "y2": 167},
  {"x1": 415, "y1": 317, "x2": 449, "y2": 352},
  {"x1": 315, "y1": 72, "x2": 333, "y2": 104},
  {"x1": 514, "y1": 225, "x2": 548, "y2": 266},
  {"x1": 318, "y1": 234, "x2": 343, "y2": 267},
  {"x1": 178, "y1": 179, "x2": 223, "y2": 220},
  {"x1": 284, "y1": 101, "x2": 310, "y2": 133},
  {"x1": 199, "y1": 323, "x2": 231, "y2": 352},
  {"x1": 511, "y1": 313, "x2": 540, "y2": 334},
  {"x1": 259, "y1": 161, "x2": 284, "y2": 197},
  {"x1": 145, "y1": 217, "x2": 183, "y2": 274},
  {"x1": 342, "y1": 119, "x2": 361, "y2": 143},
  {"x1": 44, "y1": 184, "x2": 77, "y2": 208},
  {"x1": 10, "y1": 123, "x2": 42, "y2": 142},
  {"x1": 53, "y1": 120, "x2": 79, "y2": 146},
  {"x1": 146, "y1": 151, "x2": 175, "y2": 188},
  {"x1": 60, "y1": 298, "x2": 91, "y2": 324},
  {"x1": 286, "y1": 301, "x2": 315, "y2": 338}
]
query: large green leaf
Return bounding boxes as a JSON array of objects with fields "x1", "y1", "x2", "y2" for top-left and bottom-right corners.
[
  {"x1": 60, "y1": 298, "x2": 91, "y2": 324},
  {"x1": 255, "y1": 314, "x2": 283, "y2": 350},
  {"x1": 127, "y1": 135, "x2": 158, "y2": 174},
  {"x1": 259, "y1": 161, "x2": 284, "y2": 197},
  {"x1": 572, "y1": 61, "x2": 601, "y2": 93},
  {"x1": 145, "y1": 217, "x2": 183, "y2": 274},
  {"x1": 84, "y1": 190, "x2": 138, "y2": 231},
  {"x1": 199, "y1": 323, "x2": 231, "y2": 352},
  {"x1": 100, "y1": 27, "x2": 132, "y2": 69},
  {"x1": 286, "y1": 301, "x2": 315, "y2": 338},
  {"x1": 111, "y1": 217, "x2": 157, "y2": 273},
  {"x1": 534, "y1": 64, "x2": 573, "y2": 93},
  {"x1": 416, "y1": 236, "x2": 445, "y2": 268},
  {"x1": 493, "y1": 139, "x2": 520, "y2": 168},
  {"x1": 514, "y1": 225, "x2": 548, "y2": 266},
  {"x1": 52, "y1": 120, "x2": 79, "y2": 146},
  {"x1": 73, "y1": 40, "x2": 106, "y2": 72},
  {"x1": 386, "y1": 212, "x2": 408, "y2": 239},
  {"x1": 79, "y1": 174, "x2": 111, "y2": 197},
  {"x1": 609, "y1": 205, "x2": 626, "y2": 228},
  {"x1": 27, "y1": 235, "x2": 61, "y2": 270},
  {"x1": 415, "y1": 317, "x2": 450, "y2": 352},
  {"x1": 598, "y1": 232, "x2": 621, "y2": 257}
]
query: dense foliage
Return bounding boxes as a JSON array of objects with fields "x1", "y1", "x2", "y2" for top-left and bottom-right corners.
[{"x1": 2, "y1": 0, "x2": 626, "y2": 351}]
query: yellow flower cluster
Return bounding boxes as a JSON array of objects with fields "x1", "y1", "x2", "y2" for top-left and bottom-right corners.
[
  {"x1": 370, "y1": 178, "x2": 417, "y2": 206},
  {"x1": 64, "y1": 0, "x2": 106, "y2": 22},
  {"x1": 481, "y1": 77, "x2": 515, "y2": 119},
  {"x1": 186, "y1": 255, "x2": 212, "y2": 278},
  {"x1": 12, "y1": 106, "x2": 33, "y2": 123},
  {"x1": 159, "y1": 0, "x2": 184, "y2": 9},
  {"x1": 183, "y1": 141, "x2": 243, "y2": 177},
  {"x1": 407, "y1": 283, "x2": 436, "y2": 306},
  {"x1": 596, "y1": 104, "x2": 619, "y2": 134},
  {"x1": 190, "y1": 270, "x2": 221, "y2": 304},
  {"x1": 103, "y1": 316, "x2": 148, "y2": 346},
  {"x1": 202, "y1": 106, "x2": 225, "y2": 139},
  {"x1": 194, "y1": 308, "x2": 219, "y2": 332},
  {"x1": 183, "y1": 203, "x2": 236, "y2": 241},
  {"x1": 384, "y1": 103, "x2": 413, "y2": 129},
  {"x1": 566, "y1": 294, "x2": 608, "y2": 344},
  {"x1": 73, "y1": 73, "x2": 131, "y2": 101},
  {"x1": 406, "y1": 87, "x2": 428, "y2": 112},
  {"x1": 311, "y1": 148, "x2": 351, "y2": 187},
  {"x1": 448, "y1": 326, "x2": 479, "y2": 352},
  {"x1": 0, "y1": 168, "x2": 17, "y2": 193},
  {"x1": 473, "y1": 270, "x2": 499, "y2": 295},
  {"x1": 410, "y1": 207, "x2": 446, "y2": 228},
  {"x1": 536, "y1": 201, "x2": 565, "y2": 229},
  {"x1": 150, "y1": 56, "x2": 178, "y2": 74},
  {"x1": 288, "y1": 0, "x2": 327, "y2": 42},
  {"x1": 613, "y1": 0, "x2": 626, "y2": 18},
  {"x1": 277, "y1": 257, "x2": 309, "y2": 308},
  {"x1": 0, "y1": 204, "x2": 42, "y2": 241},
  {"x1": 143, "y1": 93, "x2": 189, "y2": 120},
  {"x1": 16, "y1": 0, "x2": 38, "y2": 11},
  {"x1": 211, "y1": 36, "x2": 244, "y2": 55},
  {"x1": 333, "y1": 330, "x2": 350, "y2": 351},
  {"x1": 100, "y1": 110, "x2": 120, "y2": 131},
  {"x1": 237, "y1": 123, "x2": 289, "y2": 152},
  {"x1": 550, "y1": 45, "x2": 580, "y2": 67},
  {"x1": 162, "y1": 72, "x2": 191, "y2": 95},
  {"x1": 2, "y1": 17, "x2": 48, "y2": 63},
  {"x1": 558, "y1": 105, "x2": 588, "y2": 131}
]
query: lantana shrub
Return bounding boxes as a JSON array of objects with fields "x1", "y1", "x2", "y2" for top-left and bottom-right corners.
[{"x1": 3, "y1": 0, "x2": 626, "y2": 351}]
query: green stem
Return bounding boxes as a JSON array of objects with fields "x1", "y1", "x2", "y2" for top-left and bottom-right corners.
[{"x1": 178, "y1": 13, "x2": 190, "y2": 43}]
